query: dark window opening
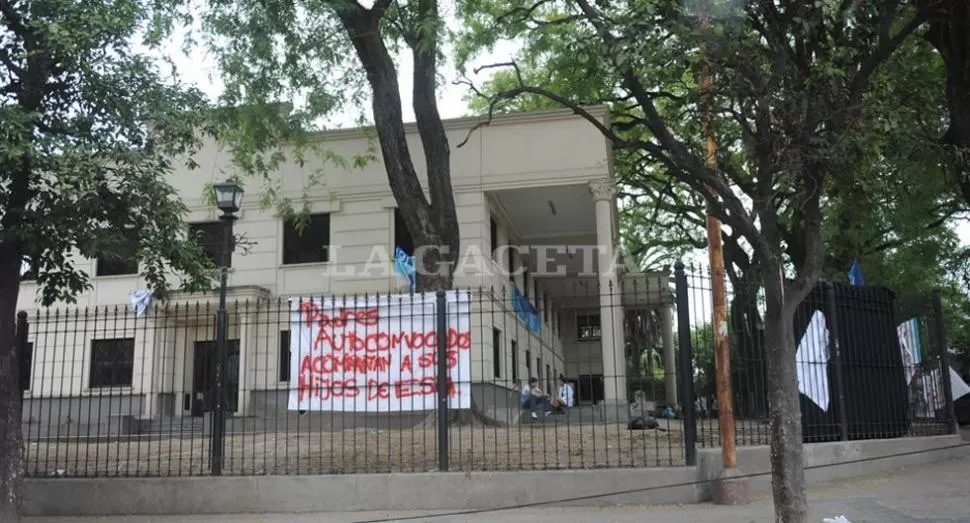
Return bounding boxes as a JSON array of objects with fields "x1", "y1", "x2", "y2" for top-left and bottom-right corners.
[
  {"x1": 492, "y1": 328, "x2": 502, "y2": 379},
  {"x1": 543, "y1": 295, "x2": 549, "y2": 323},
  {"x1": 97, "y1": 256, "x2": 139, "y2": 277},
  {"x1": 577, "y1": 374, "x2": 605, "y2": 404},
  {"x1": 394, "y1": 208, "x2": 415, "y2": 257},
  {"x1": 545, "y1": 363, "x2": 551, "y2": 392},
  {"x1": 508, "y1": 247, "x2": 515, "y2": 282},
  {"x1": 525, "y1": 349, "x2": 532, "y2": 378},
  {"x1": 20, "y1": 341, "x2": 33, "y2": 391},
  {"x1": 279, "y1": 330, "x2": 291, "y2": 382},
  {"x1": 89, "y1": 338, "x2": 135, "y2": 388},
  {"x1": 283, "y1": 213, "x2": 330, "y2": 265},
  {"x1": 96, "y1": 233, "x2": 139, "y2": 276},
  {"x1": 189, "y1": 221, "x2": 228, "y2": 267},
  {"x1": 511, "y1": 340, "x2": 519, "y2": 383},
  {"x1": 537, "y1": 357, "x2": 543, "y2": 389},
  {"x1": 490, "y1": 217, "x2": 499, "y2": 258},
  {"x1": 523, "y1": 267, "x2": 529, "y2": 296},
  {"x1": 577, "y1": 313, "x2": 602, "y2": 341},
  {"x1": 191, "y1": 340, "x2": 240, "y2": 415}
]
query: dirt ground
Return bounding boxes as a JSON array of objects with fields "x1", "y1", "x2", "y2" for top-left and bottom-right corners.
[{"x1": 24, "y1": 422, "x2": 687, "y2": 477}]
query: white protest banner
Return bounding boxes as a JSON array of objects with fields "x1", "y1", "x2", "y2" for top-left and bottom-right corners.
[{"x1": 287, "y1": 290, "x2": 472, "y2": 412}]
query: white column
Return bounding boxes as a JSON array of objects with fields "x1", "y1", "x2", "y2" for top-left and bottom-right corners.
[
  {"x1": 174, "y1": 336, "x2": 188, "y2": 417},
  {"x1": 589, "y1": 181, "x2": 626, "y2": 403},
  {"x1": 236, "y1": 314, "x2": 253, "y2": 416},
  {"x1": 139, "y1": 323, "x2": 169, "y2": 420},
  {"x1": 661, "y1": 304, "x2": 678, "y2": 405}
]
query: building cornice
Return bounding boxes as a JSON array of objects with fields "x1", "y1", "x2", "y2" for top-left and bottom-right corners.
[{"x1": 297, "y1": 105, "x2": 612, "y2": 144}]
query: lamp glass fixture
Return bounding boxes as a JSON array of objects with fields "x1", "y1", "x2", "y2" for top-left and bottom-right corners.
[{"x1": 213, "y1": 179, "x2": 244, "y2": 213}]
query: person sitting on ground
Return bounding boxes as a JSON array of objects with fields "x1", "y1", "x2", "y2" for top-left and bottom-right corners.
[
  {"x1": 525, "y1": 377, "x2": 552, "y2": 419},
  {"x1": 550, "y1": 374, "x2": 574, "y2": 414}
]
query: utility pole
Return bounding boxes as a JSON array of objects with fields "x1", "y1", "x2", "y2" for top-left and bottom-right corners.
[{"x1": 699, "y1": 12, "x2": 748, "y2": 505}]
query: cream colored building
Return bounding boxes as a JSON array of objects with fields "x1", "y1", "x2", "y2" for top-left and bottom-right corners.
[{"x1": 17, "y1": 106, "x2": 674, "y2": 435}]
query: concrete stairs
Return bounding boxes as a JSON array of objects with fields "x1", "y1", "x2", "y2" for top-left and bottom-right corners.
[
  {"x1": 146, "y1": 416, "x2": 205, "y2": 435},
  {"x1": 517, "y1": 404, "x2": 606, "y2": 426}
]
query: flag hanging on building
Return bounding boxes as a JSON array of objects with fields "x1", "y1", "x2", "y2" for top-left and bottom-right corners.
[
  {"x1": 394, "y1": 247, "x2": 416, "y2": 291},
  {"x1": 848, "y1": 259, "x2": 864, "y2": 286},
  {"x1": 511, "y1": 285, "x2": 541, "y2": 333}
]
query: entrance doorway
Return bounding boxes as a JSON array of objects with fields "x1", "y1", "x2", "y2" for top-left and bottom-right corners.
[
  {"x1": 190, "y1": 340, "x2": 240, "y2": 417},
  {"x1": 577, "y1": 374, "x2": 604, "y2": 404}
]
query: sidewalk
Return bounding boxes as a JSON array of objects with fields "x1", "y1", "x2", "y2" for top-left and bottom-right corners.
[{"x1": 27, "y1": 454, "x2": 970, "y2": 523}]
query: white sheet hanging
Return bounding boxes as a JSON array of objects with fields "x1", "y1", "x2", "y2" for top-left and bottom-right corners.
[
  {"x1": 950, "y1": 367, "x2": 970, "y2": 401},
  {"x1": 795, "y1": 310, "x2": 831, "y2": 412}
]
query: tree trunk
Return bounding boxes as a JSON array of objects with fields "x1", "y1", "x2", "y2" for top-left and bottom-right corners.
[
  {"x1": 926, "y1": 0, "x2": 970, "y2": 205},
  {"x1": 414, "y1": 247, "x2": 456, "y2": 292},
  {"x1": 335, "y1": 3, "x2": 460, "y2": 292},
  {"x1": 0, "y1": 242, "x2": 25, "y2": 523},
  {"x1": 410, "y1": 0, "x2": 459, "y2": 293},
  {"x1": 761, "y1": 268, "x2": 807, "y2": 523}
]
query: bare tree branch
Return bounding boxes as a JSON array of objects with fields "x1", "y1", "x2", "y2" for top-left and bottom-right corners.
[
  {"x1": 456, "y1": 61, "x2": 642, "y2": 150},
  {"x1": 0, "y1": 0, "x2": 27, "y2": 38}
]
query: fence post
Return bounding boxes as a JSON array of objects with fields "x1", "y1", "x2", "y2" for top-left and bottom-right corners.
[
  {"x1": 15, "y1": 311, "x2": 29, "y2": 415},
  {"x1": 931, "y1": 289, "x2": 958, "y2": 434},
  {"x1": 436, "y1": 290, "x2": 450, "y2": 471},
  {"x1": 824, "y1": 282, "x2": 849, "y2": 441},
  {"x1": 674, "y1": 262, "x2": 697, "y2": 466}
]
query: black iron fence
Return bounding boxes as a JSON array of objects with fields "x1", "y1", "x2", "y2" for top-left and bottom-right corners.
[
  {"x1": 16, "y1": 279, "x2": 687, "y2": 477},
  {"x1": 675, "y1": 262, "x2": 957, "y2": 449},
  {"x1": 14, "y1": 264, "x2": 959, "y2": 478}
]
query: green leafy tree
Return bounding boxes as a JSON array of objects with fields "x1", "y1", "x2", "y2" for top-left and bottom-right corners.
[
  {"x1": 685, "y1": 322, "x2": 715, "y2": 398},
  {"x1": 183, "y1": 0, "x2": 461, "y2": 290},
  {"x1": 457, "y1": 1, "x2": 939, "y2": 519},
  {"x1": 0, "y1": 1, "x2": 218, "y2": 519},
  {"x1": 461, "y1": 0, "x2": 968, "y2": 419}
]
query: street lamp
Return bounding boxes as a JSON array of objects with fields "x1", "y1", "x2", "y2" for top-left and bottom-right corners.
[{"x1": 210, "y1": 178, "x2": 243, "y2": 476}]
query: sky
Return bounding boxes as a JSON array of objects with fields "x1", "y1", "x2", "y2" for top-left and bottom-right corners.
[{"x1": 160, "y1": 12, "x2": 519, "y2": 128}]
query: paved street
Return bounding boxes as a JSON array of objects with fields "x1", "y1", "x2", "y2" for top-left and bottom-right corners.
[{"x1": 28, "y1": 452, "x2": 970, "y2": 523}]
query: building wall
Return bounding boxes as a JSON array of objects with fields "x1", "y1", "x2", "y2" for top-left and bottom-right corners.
[
  {"x1": 16, "y1": 107, "x2": 611, "y2": 312},
  {"x1": 562, "y1": 308, "x2": 606, "y2": 379},
  {"x1": 20, "y1": 313, "x2": 247, "y2": 419},
  {"x1": 15, "y1": 107, "x2": 610, "y2": 422}
]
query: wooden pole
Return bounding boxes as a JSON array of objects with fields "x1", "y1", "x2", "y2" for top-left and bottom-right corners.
[{"x1": 699, "y1": 14, "x2": 737, "y2": 472}]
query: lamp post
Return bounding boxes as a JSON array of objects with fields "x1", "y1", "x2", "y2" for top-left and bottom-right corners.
[{"x1": 210, "y1": 178, "x2": 243, "y2": 476}]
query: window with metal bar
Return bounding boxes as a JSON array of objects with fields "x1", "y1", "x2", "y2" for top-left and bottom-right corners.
[{"x1": 89, "y1": 338, "x2": 134, "y2": 388}]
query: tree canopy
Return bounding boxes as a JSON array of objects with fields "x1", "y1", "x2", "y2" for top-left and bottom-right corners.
[
  {"x1": 455, "y1": 1, "x2": 952, "y2": 520},
  {"x1": 1, "y1": 1, "x2": 221, "y2": 519},
  {"x1": 1, "y1": 0, "x2": 218, "y2": 303},
  {"x1": 181, "y1": 0, "x2": 462, "y2": 290}
]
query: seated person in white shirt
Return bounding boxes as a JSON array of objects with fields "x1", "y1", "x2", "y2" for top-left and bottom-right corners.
[
  {"x1": 521, "y1": 377, "x2": 552, "y2": 419},
  {"x1": 550, "y1": 374, "x2": 575, "y2": 414}
]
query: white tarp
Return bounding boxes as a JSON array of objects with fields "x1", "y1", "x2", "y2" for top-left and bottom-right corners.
[
  {"x1": 796, "y1": 310, "x2": 831, "y2": 411},
  {"x1": 287, "y1": 290, "x2": 472, "y2": 412},
  {"x1": 952, "y1": 366, "x2": 970, "y2": 401}
]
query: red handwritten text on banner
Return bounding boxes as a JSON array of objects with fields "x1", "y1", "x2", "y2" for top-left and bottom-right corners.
[{"x1": 287, "y1": 291, "x2": 472, "y2": 412}]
